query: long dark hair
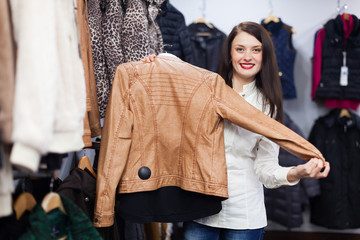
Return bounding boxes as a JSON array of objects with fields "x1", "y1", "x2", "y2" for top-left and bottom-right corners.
[{"x1": 219, "y1": 21, "x2": 283, "y2": 123}]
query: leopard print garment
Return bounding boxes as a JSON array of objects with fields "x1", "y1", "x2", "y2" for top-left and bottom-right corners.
[
  {"x1": 87, "y1": 0, "x2": 109, "y2": 118},
  {"x1": 102, "y1": 0, "x2": 124, "y2": 84},
  {"x1": 146, "y1": 0, "x2": 165, "y2": 56},
  {"x1": 88, "y1": 0, "x2": 164, "y2": 117},
  {"x1": 121, "y1": 0, "x2": 164, "y2": 62}
]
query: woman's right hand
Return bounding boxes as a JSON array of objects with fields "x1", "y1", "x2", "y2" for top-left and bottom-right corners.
[
  {"x1": 141, "y1": 54, "x2": 156, "y2": 63},
  {"x1": 286, "y1": 158, "x2": 330, "y2": 183}
]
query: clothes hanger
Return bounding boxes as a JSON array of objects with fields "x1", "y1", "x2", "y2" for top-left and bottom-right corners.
[
  {"x1": 13, "y1": 192, "x2": 37, "y2": 220},
  {"x1": 41, "y1": 193, "x2": 68, "y2": 240},
  {"x1": 41, "y1": 192, "x2": 66, "y2": 214},
  {"x1": 263, "y1": 13, "x2": 280, "y2": 24},
  {"x1": 339, "y1": 108, "x2": 351, "y2": 118},
  {"x1": 194, "y1": 17, "x2": 214, "y2": 29},
  {"x1": 78, "y1": 155, "x2": 96, "y2": 178},
  {"x1": 42, "y1": 174, "x2": 68, "y2": 239}
]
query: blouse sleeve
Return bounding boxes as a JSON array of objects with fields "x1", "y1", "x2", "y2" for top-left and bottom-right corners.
[{"x1": 254, "y1": 135, "x2": 300, "y2": 189}]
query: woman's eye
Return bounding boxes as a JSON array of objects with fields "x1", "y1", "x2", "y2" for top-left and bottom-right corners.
[
  {"x1": 253, "y1": 48, "x2": 262, "y2": 53},
  {"x1": 236, "y1": 48, "x2": 244, "y2": 52}
]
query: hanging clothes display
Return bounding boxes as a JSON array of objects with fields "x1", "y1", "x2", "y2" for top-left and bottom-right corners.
[
  {"x1": 9, "y1": 0, "x2": 87, "y2": 173},
  {"x1": 77, "y1": 0, "x2": 102, "y2": 145},
  {"x1": 87, "y1": 0, "x2": 165, "y2": 118},
  {"x1": 187, "y1": 21, "x2": 226, "y2": 73},
  {"x1": 309, "y1": 109, "x2": 360, "y2": 229},
  {"x1": 93, "y1": 53, "x2": 324, "y2": 227},
  {"x1": 312, "y1": 13, "x2": 360, "y2": 110},
  {"x1": 261, "y1": 18, "x2": 297, "y2": 99},
  {"x1": 156, "y1": 0, "x2": 194, "y2": 64},
  {"x1": 264, "y1": 112, "x2": 320, "y2": 229}
]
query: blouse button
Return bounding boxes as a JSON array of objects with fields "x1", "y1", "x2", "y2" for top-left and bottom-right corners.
[{"x1": 84, "y1": 197, "x2": 89, "y2": 202}]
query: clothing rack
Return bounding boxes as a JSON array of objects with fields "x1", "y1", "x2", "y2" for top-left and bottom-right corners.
[
  {"x1": 200, "y1": 0, "x2": 207, "y2": 19},
  {"x1": 13, "y1": 169, "x2": 55, "y2": 179}
]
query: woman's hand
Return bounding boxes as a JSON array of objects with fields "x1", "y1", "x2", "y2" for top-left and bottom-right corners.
[
  {"x1": 141, "y1": 54, "x2": 156, "y2": 63},
  {"x1": 287, "y1": 158, "x2": 330, "y2": 183}
]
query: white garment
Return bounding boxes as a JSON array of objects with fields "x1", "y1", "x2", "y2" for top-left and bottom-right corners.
[
  {"x1": 195, "y1": 80, "x2": 298, "y2": 230},
  {"x1": 10, "y1": 0, "x2": 86, "y2": 173}
]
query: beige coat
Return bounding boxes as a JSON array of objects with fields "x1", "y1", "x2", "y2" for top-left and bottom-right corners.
[
  {"x1": 77, "y1": 0, "x2": 102, "y2": 146},
  {"x1": 94, "y1": 54, "x2": 324, "y2": 227},
  {"x1": 0, "y1": 0, "x2": 15, "y2": 144}
]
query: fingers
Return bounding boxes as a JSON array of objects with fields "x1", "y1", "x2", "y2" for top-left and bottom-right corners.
[
  {"x1": 141, "y1": 54, "x2": 156, "y2": 63},
  {"x1": 297, "y1": 158, "x2": 328, "y2": 179},
  {"x1": 319, "y1": 161, "x2": 330, "y2": 178},
  {"x1": 308, "y1": 158, "x2": 330, "y2": 179}
]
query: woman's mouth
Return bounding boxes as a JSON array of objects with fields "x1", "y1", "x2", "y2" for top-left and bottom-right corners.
[{"x1": 240, "y1": 63, "x2": 255, "y2": 69}]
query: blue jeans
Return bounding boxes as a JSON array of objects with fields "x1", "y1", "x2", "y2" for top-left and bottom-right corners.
[{"x1": 183, "y1": 221, "x2": 265, "y2": 240}]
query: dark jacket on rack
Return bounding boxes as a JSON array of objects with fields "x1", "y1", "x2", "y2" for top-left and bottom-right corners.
[
  {"x1": 187, "y1": 22, "x2": 226, "y2": 73},
  {"x1": 57, "y1": 167, "x2": 121, "y2": 240},
  {"x1": 315, "y1": 14, "x2": 360, "y2": 100},
  {"x1": 156, "y1": 0, "x2": 194, "y2": 64},
  {"x1": 309, "y1": 109, "x2": 360, "y2": 229},
  {"x1": 264, "y1": 113, "x2": 320, "y2": 228},
  {"x1": 94, "y1": 53, "x2": 324, "y2": 227},
  {"x1": 261, "y1": 19, "x2": 297, "y2": 99}
]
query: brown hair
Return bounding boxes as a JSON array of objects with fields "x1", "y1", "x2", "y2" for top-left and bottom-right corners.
[{"x1": 219, "y1": 21, "x2": 283, "y2": 122}]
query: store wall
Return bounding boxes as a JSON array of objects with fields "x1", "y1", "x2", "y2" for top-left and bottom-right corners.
[{"x1": 171, "y1": 0, "x2": 360, "y2": 137}]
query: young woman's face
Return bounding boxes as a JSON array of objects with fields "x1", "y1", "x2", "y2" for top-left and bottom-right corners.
[{"x1": 230, "y1": 31, "x2": 263, "y2": 82}]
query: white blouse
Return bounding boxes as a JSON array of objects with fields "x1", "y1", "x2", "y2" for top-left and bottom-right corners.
[{"x1": 195, "y1": 80, "x2": 298, "y2": 230}]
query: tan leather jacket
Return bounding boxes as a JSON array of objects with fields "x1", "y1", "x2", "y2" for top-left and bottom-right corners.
[{"x1": 94, "y1": 54, "x2": 324, "y2": 227}]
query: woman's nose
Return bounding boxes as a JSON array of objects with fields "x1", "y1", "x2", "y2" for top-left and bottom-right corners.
[{"x1": 243, "y1": 51, "x2": 252, "y2": 61}]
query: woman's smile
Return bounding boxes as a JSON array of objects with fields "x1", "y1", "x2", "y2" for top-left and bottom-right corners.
[{"x1": 240, "y1": 63, "x2": 255, "y2": 69}]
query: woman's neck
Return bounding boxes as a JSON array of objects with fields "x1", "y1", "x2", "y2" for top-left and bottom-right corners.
[{"x1": 232, "y1": 76, "x2": 255, "y2": 92}]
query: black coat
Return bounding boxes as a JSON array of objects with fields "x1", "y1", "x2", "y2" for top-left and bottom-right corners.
[
  {"x1": 187, "y1": 22, "x2": 226, "y2": 73},
  {"x1": 309, "y1": 109, "x2": 360, "y2": 229},
  {"x1": 156, "y1": 0, "x2": 194, "y2": 64},
  {"x1": 264, "y1": 113, "x2": 320, "y2": 228}
]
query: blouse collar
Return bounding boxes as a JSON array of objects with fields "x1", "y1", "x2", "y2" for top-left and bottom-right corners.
[{"x1": 238, "y1": 80, "x2": 257, "y2": 97}]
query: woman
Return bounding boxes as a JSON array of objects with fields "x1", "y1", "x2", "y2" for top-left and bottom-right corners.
[
  {"x1": 181, "y1": 22, "x2": 329, "y2": 240},
  {"x1": 142, "y1": 22, "x2": 329, "y2": 240}
]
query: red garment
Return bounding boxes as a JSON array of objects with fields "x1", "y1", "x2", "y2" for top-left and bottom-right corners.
[{"x1": 311, "y1": 13, "x2": 360, "y2": 110}]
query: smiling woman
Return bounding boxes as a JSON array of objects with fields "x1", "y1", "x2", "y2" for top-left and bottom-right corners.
[{"x1": 182, "y1": 21, "x2": 330, "y2": 240}]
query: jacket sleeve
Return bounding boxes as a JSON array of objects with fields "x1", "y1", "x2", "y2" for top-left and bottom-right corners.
[
  {"x1": 210, "y1": 73, "x2": 325, "y2": 163},
  {"x1": 94, "y1": 64, "x2": 134, "y2": 227}
]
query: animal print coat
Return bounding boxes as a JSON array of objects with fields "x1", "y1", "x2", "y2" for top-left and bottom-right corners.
[{"x1": 88, "y1": 0, "x2": 164, "y2": 118}]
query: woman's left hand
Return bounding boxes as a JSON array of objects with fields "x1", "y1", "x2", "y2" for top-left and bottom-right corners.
[
  {"x1": 287, "y1": 158, "x2": 330, "y2": 183},
  {"x1": 141, "y1": 54, "x2": 156, "y2": 63}
]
